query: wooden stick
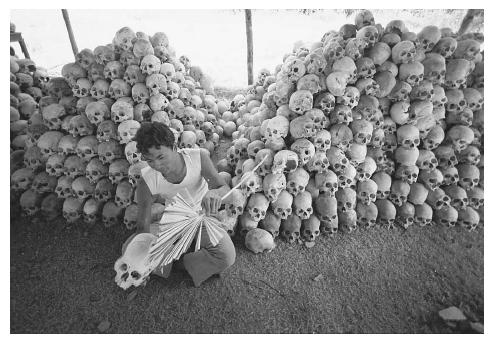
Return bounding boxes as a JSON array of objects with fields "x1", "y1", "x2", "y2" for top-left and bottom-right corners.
[
  {"x1": 61, "y1": 9, "x2": 79, "y2": 58},
  {"x1": 245, "y1": 9, "x2": 254, "y2": 85},
  {"x1": 221, "y1": 154, "x2": 268, "y2": 201}
]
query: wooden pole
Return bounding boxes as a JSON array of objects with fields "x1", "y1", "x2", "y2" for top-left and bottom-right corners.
[
  {"x1": 245, "y1": 9, "x2": 254, "y2": 85},
  {"x1": 457, "y1": 9, "x2": 482, "y2": 36},
  {"x1": 62, "y1": 9, "x2": 79, "y2": 58}
]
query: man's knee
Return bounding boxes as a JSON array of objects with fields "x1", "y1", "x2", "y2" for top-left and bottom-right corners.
[{"x1": 217, "y1": 233, "x2": 236, "y2": 269}]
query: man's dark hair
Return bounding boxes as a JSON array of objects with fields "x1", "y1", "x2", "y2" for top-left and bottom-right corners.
[{"x1": 133, "y1": 121, "x2": 175, "y2": 155}]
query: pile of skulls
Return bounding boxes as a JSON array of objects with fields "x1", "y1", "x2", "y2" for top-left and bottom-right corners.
[
  {"x1": 214, "y1": 10, "x2": 484, "y2": 248},
  {"x1": 10, "y1": 27, "x2": 227, "y2": 228}
]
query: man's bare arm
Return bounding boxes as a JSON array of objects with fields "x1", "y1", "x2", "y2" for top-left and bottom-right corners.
[
  {"x1": 200, "y1": 148, "x2": 230, "y2": 194},
  {"x1": 135, "y1": 178, "x2": 153, "y2": 233}
]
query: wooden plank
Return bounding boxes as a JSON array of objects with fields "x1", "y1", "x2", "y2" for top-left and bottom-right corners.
[
  {"x1": 62, "y1": 9, "x2": 79, "y2": 58},
  {"x1": 458, "y1": 9, "x2": 483, "y2": 36},
  {"x1": 245, "y1": 9, "x2": 254, "y2": 85},
  {"x1": 10, "y1": 32, "x2": 21, "y2": 42}
]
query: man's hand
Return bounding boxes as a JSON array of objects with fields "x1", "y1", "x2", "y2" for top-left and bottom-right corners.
[{"x1": 201, "y1": 189, "x2": 223, "y2": 216}]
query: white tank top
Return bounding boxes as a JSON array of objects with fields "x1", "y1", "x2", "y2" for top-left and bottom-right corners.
[{"x1": 141, "y1": 148, "x2": 209, "y2": 204}]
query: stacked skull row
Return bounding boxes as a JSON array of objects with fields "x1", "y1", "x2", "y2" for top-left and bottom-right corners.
[
  {"x1": 10, "y1": 27, "x2": 225, "y2": 227},
  {"x1": 213, "y1": 10, "x2": 484, "y2": 245}
]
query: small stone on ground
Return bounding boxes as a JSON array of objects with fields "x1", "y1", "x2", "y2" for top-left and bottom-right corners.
[
  {"x1": 438, "y1": 306, "x2": 467, "y2": 322},
  {"x1": 97, "y1": 320, "x2": 111, "y2": 332},
  {"x1": 127, "y1": 290, "x2": 138, "y2": 302},
  {"x1": 470, "y1": 322, "x2": 484, "y2": 334},
  {"x1": 313, "y1": 274, "x2": 324, "y2": 282}
]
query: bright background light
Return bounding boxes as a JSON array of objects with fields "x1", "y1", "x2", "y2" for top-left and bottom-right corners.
[{"x1": 11, "y1": 9, "x2": 469, "y2": 88}]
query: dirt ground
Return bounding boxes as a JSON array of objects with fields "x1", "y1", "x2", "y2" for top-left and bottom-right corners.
[{"x1": 10, "y1": 199, "x2": 484, "y2": 333}]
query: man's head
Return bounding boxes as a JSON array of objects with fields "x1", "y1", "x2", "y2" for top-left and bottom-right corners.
[{"x1": 133, "y1": 122, "x2": 177, "y2": 174}]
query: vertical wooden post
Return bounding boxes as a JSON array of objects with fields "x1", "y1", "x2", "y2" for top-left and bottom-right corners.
[
  {"x1": 245, "y1": 9, "x2": 254, "y2": 85},
  {"x1": 62, "y1": 9, "x2": 79, "y2": 58},
  {"x1": 458, "y1": 9, "x2": 476, "y2": 36}
]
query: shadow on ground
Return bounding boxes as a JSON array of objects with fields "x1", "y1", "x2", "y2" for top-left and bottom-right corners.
[{"x1": 10, "y1": 199, "x2": 484, "y2": 333}]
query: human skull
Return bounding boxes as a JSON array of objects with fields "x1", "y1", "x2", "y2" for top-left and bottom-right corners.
[
  {"x1": 272, "y1": 150, "x2": 299, "y2": 174},
  {"x1": 371, "y1": 171, "x2": 392, "y2": 200},
  {"x1": 263, "y1": 173, "x2": 287, "y2": 202},
  {"x1": 407, "y1": 182, "x2": 429, "y2": 205},
  {"x1": 108, "y1": 79, "x2": 132, "y2": 100},
  {"x1": 281, "y1": 57, "x2": 306, "y2": 82},
  {"x1": 271, "y1": 190, "x2": 293, "y2": 220},
  {"x1": 456, "y1": 146, "x2": 480, "y2": 167},
  {"x1": 398, "y1": 62, "x2": 424, "y2": 87},
  {"x1": 37, "y1": 131, "x2": 64, "y2": 158},
  {"x1": 71, "y1": 176, "x2": 95, "y2": 200},
  {"x1": 441, "y1": 166, "x2": 460, "y2": 186},
  {"x1": 85, "y1": 101, "x2": 110, "y2": 126},
  {"x1": 457, "y1": 207, "x2": 479, "y2": 231},
  {"x1": 467, "y1": 187, "x2": 484, "y2": 210},
  {"x1": 68, "y1": 114, "x2": 94, "y2": 138},
  {"x1": 62, "y1": 196, "x2": 84, "y2": 223},
  {"x1": 395, "y1": 202, "x2": 415, "y2": 229},
  {"x1": 326, "y1": 71, "x2": 350, "y2": 96},
  {"x1": 293, "y1": 191, "x2": 313, "y2": 220},
  {"x1": 338, "y1": 163, "x2": 357, "y2": 189},
  {"x1": 445, "y1": 59, "x2": 473, "y2": 89},
  {"x1": 246, "y1": 193, "x2": 269, "y2": 222},
  {"x1": 330, "y1": 105, "x2": 353, "y2": 125},
  {"x1": 453, "y1": 39, "x2": 481, "y2": 61},
  {"x1": 326, "y1": 147, "x2": 349, "y2": 174},
  {"x1": 422, "y1": 125, "x2": 445, "y2": 150},
  {"x1": 108, "y1": 159, "x2": 130, "y2": 185},
  {"x1": 98, "y1": 140, "x2": 124, "y2": 165},
  {"x1": 457, "y1": 164, "x2": 480, "y2": 190},
  {"x1": 418, "y1": 169, "x2": 443, "y2": 191},
  {"x1": 391, "y1": 41, "x2": 416, "y2": 64},
  {"x1": 42, "y1": 103, "x2": 66, "y2": 130},
  {"x1": 433, "y1": 37, "x2": 457, "y2": 58},
  {"x1": 117, "y1": 120, "x2": 141, "y2": 145},
  {"x1": 375, "y1": 199, "x2": 397, "y2": 229},
  {"x1": 394, "y1": 147, "x2": 419, "y2": 166},
  {"x1": 280, "y1": 215, "x2": 301, "y2": 243},
  {"x1": 54, "y1": 175, "x2": 74, "y2": 199},
  {"x1": 96, "y1": 120, "x2": 118, "y2": 143},
  {"x1": 102, "y1": 200, "x2": 124, "y2": 228},
  {"x1": 110, "y1": 101, "x2": 134, "y2": 124},
  {"x1": 63, "y1": 155, "x2": 87, "y2": 178},
  {"x1": 357, "y1": 178, "x2": 377, "y2": 205},
  {"x1": 284, "y1": 167, "x2": 308, "y2": 197},
  {"x1": 446, "y1": 125, "x2": 474, "y2": 153},
  {"x1": 315, "y1": 170, "x2": 338, "y2": 197},
  {"x1": 40, "y1": 193, "x2": 63, "y2": 220},
  {"x1": 114, "y1": 180, "x2": 134, "y2": 208},
  {"x1": 310, "y1": 129, "x2": 331, "y2": 153},
  {"x1": 265, "y1": 115, "x2": 289, "y2": 140},
  {"x1": 416, "y1": 149, "x2": 438, "y2": 171},
  {"x1": 355, "y1": 156, "x2": 376, "y2": 182},
  {"x1": 350, "y1": 119, "x2": 373, "y2": 145},
  {"x1": 288, "y1": 90, "x2": 313, "y2": 115},
  {"x1": 11, "y1": 167, "x2": 35, "y2": 191},
  {"x1": 85, "y1": 157, "x2": 108, "y2": 184},
  {"x1": 336, "y1": 187, "x2": 356, "y2": 212},
  {"x1": 415, "y1": 203, "x2": 433, "y2": 227},
  {"x1": 128, "y1": 161, "x2": 148, "y2": 187},
  {"x1": 356, "y1": 95, "x2": 379, "y2": 121},
  {"x1": 314, "y1": 92, "x2": 336, "y2": 114},
  {"x1": 240, "y1": 171, "x2": 263, "y2": 197},
  {"x1": 433, "y1": 145, "x2": 458, "y2": 169},
  {"x1": 356, "y1": 202, "x2": 378, "y2": 229},
  {"x1": 434, "y1": 205, "x2": 458, "y2": 227}
]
